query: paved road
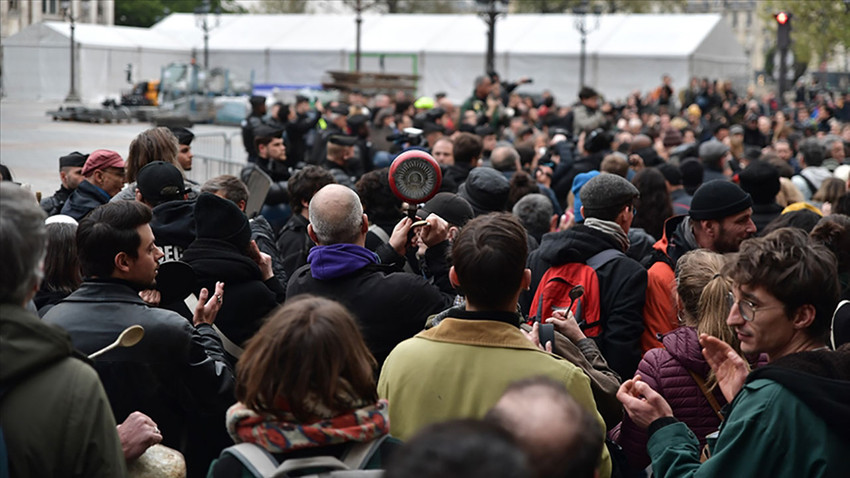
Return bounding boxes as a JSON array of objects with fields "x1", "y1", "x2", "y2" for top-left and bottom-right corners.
[{"x1": 0, "y1": 99, "x2": 243, "y2": 199}]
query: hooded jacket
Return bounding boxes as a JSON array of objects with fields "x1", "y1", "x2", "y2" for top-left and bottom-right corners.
[
  {"x1": 524, "y1": 225, "x2": 647, "y2": 379},
  {"x1": 287, "y1": 243, "x2": 453, "y2": 366},
  {"x1": 181, "y1": 238, "x2": 285, "y2": 346},
  {"x1": 1, "y1": 304, "x2": 126, "y2": 477},
  {"x1": 642, "y1": 215, "x2": 698, "y2": 352},
  {"x1": 60, "y1": 180, "x2": 110, "y2": 220},
  {"x1": 150, "y1": 199, "x2": 196, "y2": 262},
  {"x1": 647, "y1": 346, "x2": 850, "y2": 478}
]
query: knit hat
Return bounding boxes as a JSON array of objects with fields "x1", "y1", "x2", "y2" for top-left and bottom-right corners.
[
  {"x1": 689, "y1": 180, "x2": 753, "y2": 221},
  {"x1": 417, "y1": 192, "x2": 475, "y2": 227},
  {"x1": 194, "y1": 192, "x2": 251, "y2": 250},
  {"x1": 738, "y1": 161, "x2": 780, "y2": 205},
  {"x1": 580, "y1": 173, "x2": 639, "y2": 217},
  {"x1": 81, "y1": 150, "x2": 125, "y2": 177},
  {"x1": 571, "y1": 170, "x2": 601, "y2": 222},
  {"x1": 458, "y1": 167, "x2": 510, "y2": 216},
  {"x1": 136, "y1": 161, "x2": 186, "y2": 204},
  {"x1": 59, "y1": 151, "x2": 88, "y2": 169}
]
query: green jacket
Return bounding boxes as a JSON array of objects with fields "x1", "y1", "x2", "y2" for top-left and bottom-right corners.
[
  {"x1": 0, "y1": 303, "x2": 126, "y2": 477},
  {"x1": 378, "y1": 315, "x2": 611, "y2": 478},
  {"x1": 647, "y1": 348, "x2": 850, "y2": 478}
]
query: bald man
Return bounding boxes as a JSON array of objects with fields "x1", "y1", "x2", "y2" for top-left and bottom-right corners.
[
  {"x1": 487, "y1": 377, "x2": 604, "y2": 478},
  {"x1": 285, "y1": 184, "x2": 453, "y2": 365}
]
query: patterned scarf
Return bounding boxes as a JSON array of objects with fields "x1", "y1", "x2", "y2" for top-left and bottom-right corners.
[{"x1": 226, "y1": 399, "x2": 390, "y2": 454}]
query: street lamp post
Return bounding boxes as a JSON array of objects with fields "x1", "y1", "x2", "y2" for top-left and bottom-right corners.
[
  {"x1": 573, "y1": 2, "x2": 602, "y2": 88},
  {"x1": 476, "y1": 0, "x2": 508, "y2": 74},
  {"x1": 61, "y1": 0, "x2": 81, "y2": 103},
  {"x1": 355, "y1": 0, "x2": 363, "y2": 72},
  {"x1": 194, "y1": 0, "x2": 220, "y2": 70}
]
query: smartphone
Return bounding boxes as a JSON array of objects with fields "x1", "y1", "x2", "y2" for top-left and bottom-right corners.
[{"x1": 539, "y1": 323, "x2": 555, "y2": 350}]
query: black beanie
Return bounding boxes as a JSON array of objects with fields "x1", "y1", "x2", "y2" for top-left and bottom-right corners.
[
  {"x1": 194, "y1": 192, "x2": 251, "y2": 250},
  {"x1": 738, "y1": 161, "x2": 780, "y2": 205},
  {"x1": 689, "y1": 180, "x2": 753, "y2": 221}
]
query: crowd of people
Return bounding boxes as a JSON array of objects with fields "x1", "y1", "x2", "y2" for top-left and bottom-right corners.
[{"x1": 2, "y1": 71, "x2": 849, "y2": 478}]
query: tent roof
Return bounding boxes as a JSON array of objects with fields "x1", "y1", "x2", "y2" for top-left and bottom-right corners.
[
  {"x1": 149, "y1": 13, "x2": 735, "y2": 58},
  {"x1": 3, "y1": 21, "x2": 191, "y2": 51}
]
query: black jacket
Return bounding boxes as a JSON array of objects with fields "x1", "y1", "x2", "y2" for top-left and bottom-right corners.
[
  {"x1": 276, "y1": 213, "x2": 314, "y2": 278},
  {"x1": 150, "y1": 199, "x2": 196, "y2": 262},
  {"x1": 40, "y1": 185, "x2": 72, "y2": 216},
  {"x1": 287, "y1": 259, "x2": 453, "y2": 367},
  {"x1": 41, "y1": 279, "x2": 235, "y2": 473},
  {"x1": 523, "y1": 225, "x2": 647, "y2": 379},
  {"x1": 752, "y1": 202, "x2": 783, "y2": 234},
  {"x1": 60, "y1": 180, "x2": 110, "y2": 220},
  {"x1": 251, "y1": 215, "x2": 288, "y2": 290},
  {"x1": 181, "y1": 238, "x2": 286, "y2": 347}
]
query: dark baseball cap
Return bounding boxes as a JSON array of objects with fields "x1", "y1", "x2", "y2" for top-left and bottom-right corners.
[
  {"x1": 417, "y1": 192, "x2": 475, "y2": 227},
  {"x1": 136, "y1": 161, "x2": 186, "y2": 203}
]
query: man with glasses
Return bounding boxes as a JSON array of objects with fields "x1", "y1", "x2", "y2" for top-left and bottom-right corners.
[
  {"x1": 61, "y1": 149, "x2": 126, "y2": 221},
  {"x1": 618, "y1": 228, "x2": 849, "y2": 477}
]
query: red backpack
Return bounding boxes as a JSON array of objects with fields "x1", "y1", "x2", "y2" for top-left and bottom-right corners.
[{"x1": 529, "y1": 249, "x2": 624, "y2": 337}]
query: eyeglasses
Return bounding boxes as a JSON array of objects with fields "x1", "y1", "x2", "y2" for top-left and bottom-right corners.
[{"x1": 727, "y1": 291, "x2": 783, "y2": 322}]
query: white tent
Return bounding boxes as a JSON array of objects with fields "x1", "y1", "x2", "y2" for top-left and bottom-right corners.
[
  {"x1": 2, "y1": 21, "x2": 192, "y2": 101},
  {"x1": 2, "y1": 13, "x2": 749, "y2": 103}
]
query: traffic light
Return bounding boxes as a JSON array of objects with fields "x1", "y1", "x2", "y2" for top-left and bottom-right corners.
[{"x1": 775, "y1": 11, "x2": 792, "y2": 50}]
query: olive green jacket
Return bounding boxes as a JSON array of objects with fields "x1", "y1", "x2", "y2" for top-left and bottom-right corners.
[
  {"x1": 0, "y1": 303, "x2": 126, "y2": 477},
  {"x1": 378, "y1": 317, "x2": 611, "y2": 478}
]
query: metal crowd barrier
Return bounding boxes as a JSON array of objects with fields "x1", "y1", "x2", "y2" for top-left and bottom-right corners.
[{"x1": 186, "y1": 131, "x2": 247, "y2": 184}]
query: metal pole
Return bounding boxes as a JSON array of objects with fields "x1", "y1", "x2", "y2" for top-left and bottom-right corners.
[
  {"x1": 204, "y1": 20, "x2": 209, "y2": 70},
  {"x1": 486, "y1": 8, "x2": 496, "y2": 73},
  {"x1": 579, "y1": 28, "x2": 586, "y2": 88},
  {"x1": 355, "y1": 0, "x2": 362, "y2": 72},
  {"x1": 485, "y1": 0, "x2": 497, "y2": 73},
  {"x1": 65, "y1": 10, "x2": 80, "y2": 102},
  {"x1": 778, "y1": 47, "x2": 788, "y2": 108}
]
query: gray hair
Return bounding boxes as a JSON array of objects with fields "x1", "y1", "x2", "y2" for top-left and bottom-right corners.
[
  {"x1": 0, "y1": 183, "x2": 47, "y2": 305},
  {"x1": 308, "y1": 184, "x2": 364, "y2": 245},
  {"x1": 512, "y1": 193, "x2": 553, "y2": 241}
]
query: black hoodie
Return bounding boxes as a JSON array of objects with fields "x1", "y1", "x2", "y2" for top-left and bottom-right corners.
[{"x1": 150, "y1": 200, "x2": 196, "y2": 262}]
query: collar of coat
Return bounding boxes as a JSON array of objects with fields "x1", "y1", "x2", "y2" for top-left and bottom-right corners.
[{"x1": 416, "y1": 317, "x2": 548, "y2": 353}]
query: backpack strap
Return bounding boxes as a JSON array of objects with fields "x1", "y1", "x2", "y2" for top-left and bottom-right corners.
[
  {"x1": 686, "y1": 369, "x2": 724, "y2": 422},
  {"x1": 275, "y1": 456, "x2": 350, "y2": 474},
  {"x1": 367, "y1": 224, "x2": 390, "y2": 244},
  {"x1": 222, "y1": 443, "x2": 280, "y2": 477},
  {"x1": 340, "y1": 435, "x2": 389, "y2": 469},
  {"x1": 585, "y1": 248, "x2": 625, "y2": 270},
  {"x1": 797, "y1": 173, "x2": 818, "y2": 197}
]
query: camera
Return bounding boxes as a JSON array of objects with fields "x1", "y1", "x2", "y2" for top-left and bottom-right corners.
[{"x1": 387, "y1": 127, "x2": 425, "y2": 148}]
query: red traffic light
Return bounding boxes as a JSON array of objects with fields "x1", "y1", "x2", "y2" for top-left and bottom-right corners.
[{"x1": 775, "y1": 12, "x2": 789, "y2": 24}]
